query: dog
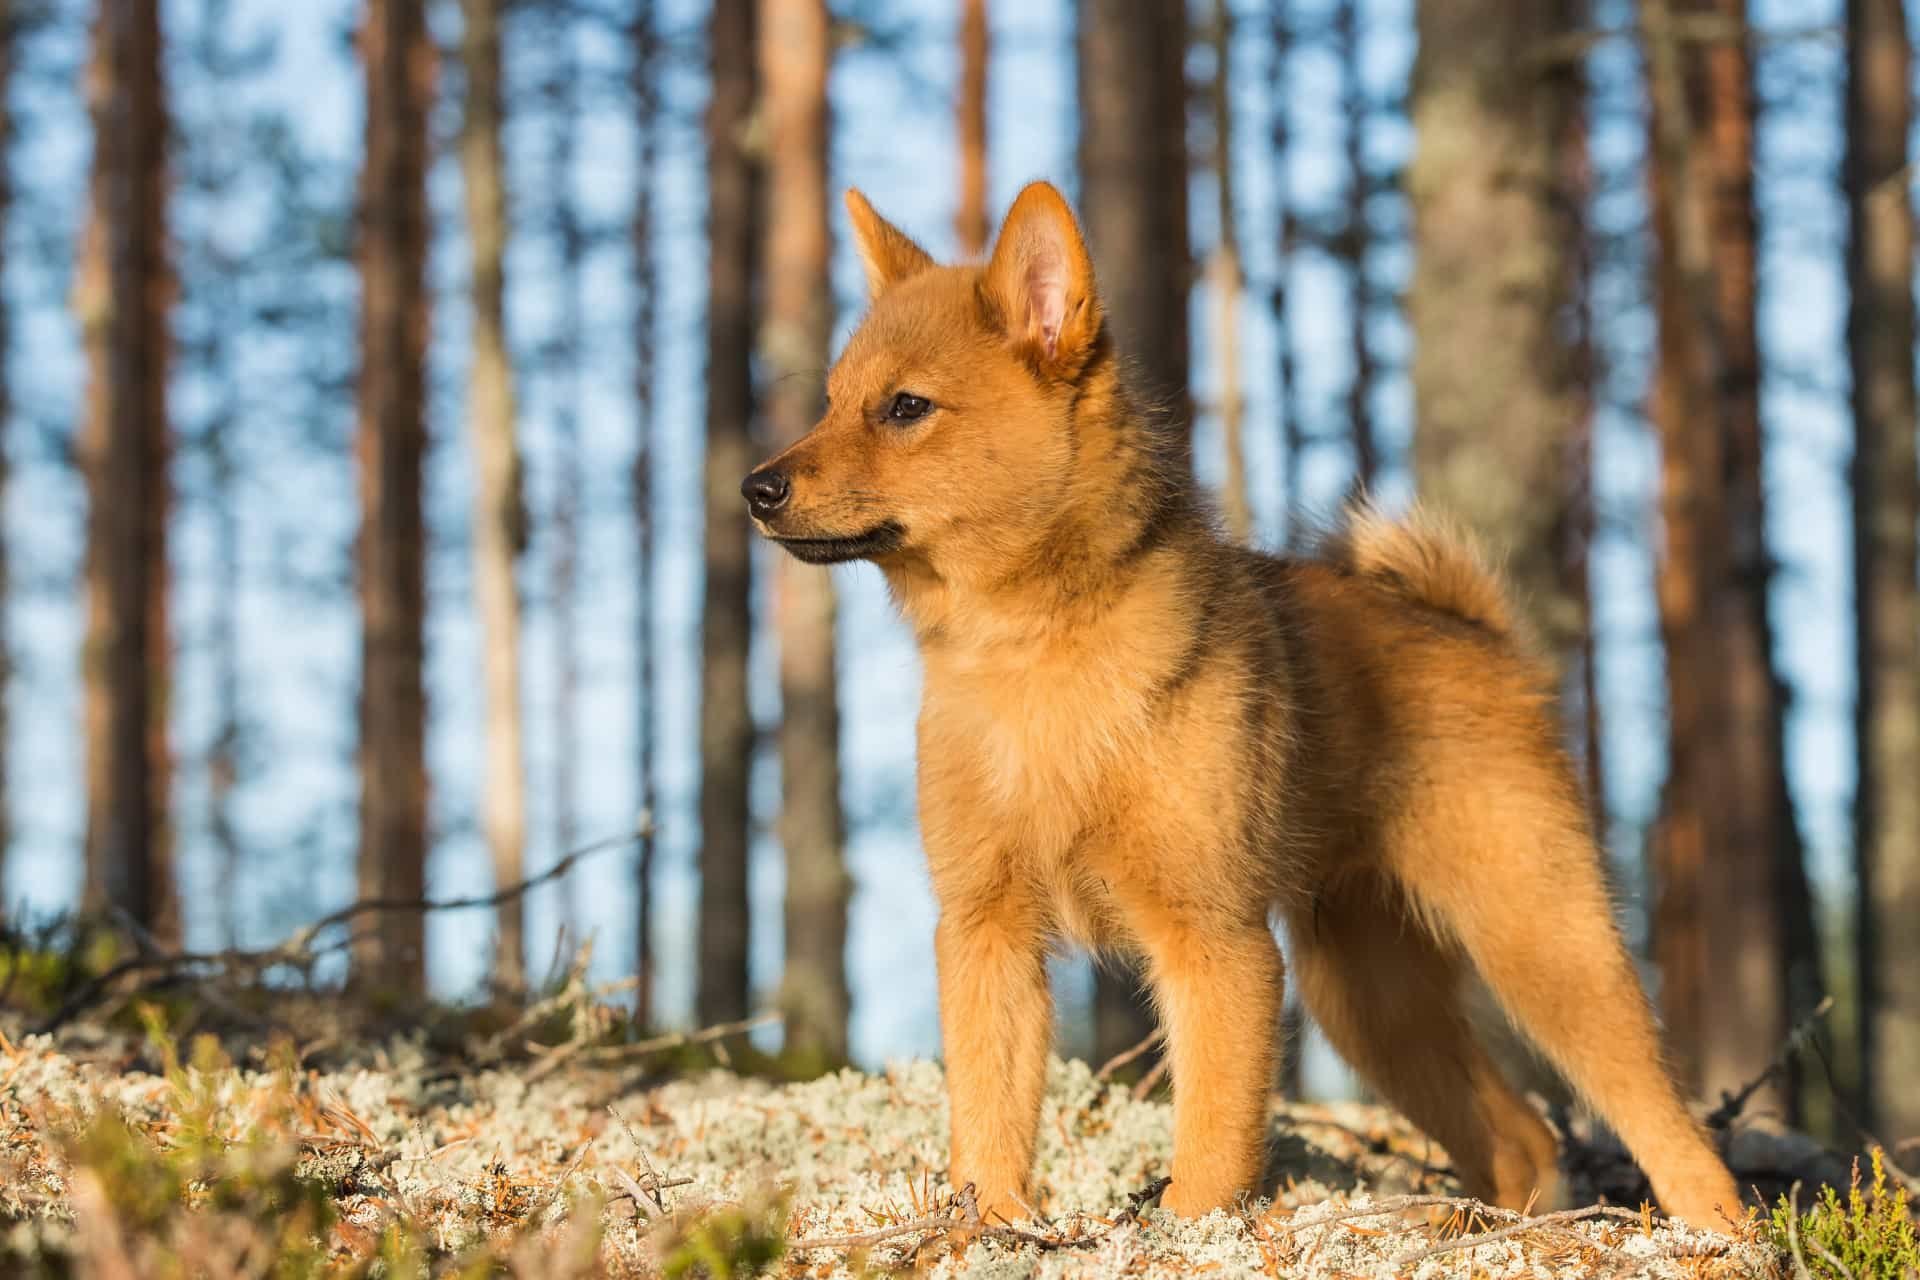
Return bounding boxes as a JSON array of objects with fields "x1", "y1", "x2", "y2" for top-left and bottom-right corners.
[{"x1": 741, "y1": 180, "x2": 1741, "y2": 1230}]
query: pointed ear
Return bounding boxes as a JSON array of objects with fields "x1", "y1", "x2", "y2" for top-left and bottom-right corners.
[
  {"x1": 982, "y1": 181, "x2": 1102, "y2": 375},
  {"x1": 844, "y1": 189, "x2": 935, "y2": 300}
]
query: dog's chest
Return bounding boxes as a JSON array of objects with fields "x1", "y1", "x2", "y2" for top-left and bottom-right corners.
[{"x1": 923, "y1": 649, "x2": 1148, "y2": 856}]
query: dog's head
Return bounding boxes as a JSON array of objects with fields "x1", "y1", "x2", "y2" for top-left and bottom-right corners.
[{"x1": 742, "y1": 182, "x2": 1106, "y2": 569}]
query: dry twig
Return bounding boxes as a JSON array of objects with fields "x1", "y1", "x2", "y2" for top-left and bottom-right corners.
[{"x1": 1094, "y1": 1029, "x2": 1163, "y2": 1082}]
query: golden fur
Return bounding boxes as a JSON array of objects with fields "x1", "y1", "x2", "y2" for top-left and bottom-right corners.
[{"x1": 743, "y1": 182, "x2": 1741, "y2": 1230}]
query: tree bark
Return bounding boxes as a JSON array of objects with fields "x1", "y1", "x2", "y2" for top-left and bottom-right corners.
[
  {"x1": 1078, "y1": 0, "x2": 1189, "y2": 460},
  {"x1": 459, "y1": 0, "x2": 530, "y2": 991},
  {"x1": 1272, "y1": 6, "x2": 1300, "y2": 550},
  {"x1": 1643, "y1": 0, "x2": 1806, "y2": 1108},
  {"x1": 77, "y1": 0, "x2": 178, "y2": 947},
  {"x1": 352, "y1": 0, "x2": 433, "y2": 995},
  {"x1": 1208, "y1": 0, "x2": 1249, "y2": 541},
  {"x1": 631, "y1": 0, "x2": 660, "y2": 1032},
  {"x1": 1079, "y1": 0, "x2": 1189, "y2": 1061},
  {"x1": 0, "y1": 0, "x2": 15, "y2": 899},
  {"x1": 1408, "y1": 0, "x2": 1586, "y2": 665},
  {"x1": 696, "y1": 0, "x2": 760, "y2": 1027},
  {"x1": 1846, "y1": 0, "x2": 1920, "y2": 1144},
  {"x1": 546, "y1": 20, "x2": 586, "y2": 942},
  {"x1": 760, "y1": 0, "x2": 849, "y2": 1065},
  {"x1": 955, "y1": 0, "x2": 988, "y2": 259},
  {"x1": 1338, "y1": 0, "x2": 1376, "y2": 497}
]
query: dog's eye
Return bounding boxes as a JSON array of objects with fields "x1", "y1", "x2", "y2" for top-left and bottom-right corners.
[{"x1": 887, "y1": 392, "x2": 932, "y2": 422}]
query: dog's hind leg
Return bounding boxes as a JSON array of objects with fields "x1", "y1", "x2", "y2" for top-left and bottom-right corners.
[
  {"x1": 1286, "y1": 872, "x2": 1562, "y2": 1211},
  {"x1": 1380, "y1": 785, "x2": 1741, "y2": 1231}
]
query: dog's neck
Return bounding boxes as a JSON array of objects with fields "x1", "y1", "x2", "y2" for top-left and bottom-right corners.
[{"x1": 878, "y1": 357, "x2": 1205, "y2": 655}]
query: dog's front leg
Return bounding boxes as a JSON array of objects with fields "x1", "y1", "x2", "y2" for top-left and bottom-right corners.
[
  {"x1": 1143, "y1": 922, "x2": 1284, "y2": 1217},
  {"x1": 936, "y1": 909, "x2": 1051, "y2": 1225}
]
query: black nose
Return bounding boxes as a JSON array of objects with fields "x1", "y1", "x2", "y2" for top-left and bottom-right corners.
[{"x1": 741, "y1": 469, "x2": 790, "y2": 517}]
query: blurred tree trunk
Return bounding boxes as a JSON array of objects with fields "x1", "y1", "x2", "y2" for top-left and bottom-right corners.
[
  {"x1": 546, "y1": 22, "x2": 586, "y2": 942},
  {"x1": 955, "y1": 0, "x2": 988, "y2": 258},
  {"x1": 1207, "y1": 0, "x2": 1249, "y2": 540},
  {"x1": 0, "y1": 0, "x2": 15, "y2": 898},
  {"x1": 1079, "y1": 0, "x2": 1189, "y2": 459},
  {"x1": 459, "y1": 0, "x2": 530, "y2": 991},
  {"x1": 1337, "y1": 0, "x2": 1375, "y2": 496},
  {"x1": 760, "y1": 0, "x2": 848, "y2": 1064},
  {"x1": 1079, "y1": 0, "x2": 1189, "y2": 1062},
  {"x1": 1694, "y1": 0, "x2": 1821, "y2": 1118},
  {"x1": 352, "y1": 0, "x2": 432, "y2": 995},
  {"x1": 77, "y1": 0, "x2": 178, "y2": 947},
  {"x1": 1846, "y1": 0, "x2": 1920, "y2": 1144},
  {"x1": 1408, "y1": 0, "x2": 1585, "y2": 667},
  {"x1": 1644, "y1": 0, "x2": 1807, "y2": 1108},
  {"x1": 631, "y1": 0, "x2": 659, "y2": 1031},
  {"x1": 696, "y1": 0, "x2": 759, "y2": 1026},
  {"x1": 1272, "y1": 6, "x2": 1300, "y2": 549}
]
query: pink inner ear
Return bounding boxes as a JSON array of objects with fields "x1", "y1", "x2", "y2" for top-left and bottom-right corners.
[{"x1": 1023, "y1": 236, "x2": 1068, "y2": 356}]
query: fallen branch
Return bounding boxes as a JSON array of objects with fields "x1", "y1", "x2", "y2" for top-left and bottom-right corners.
[
  {"x1": 35, "y1": 817, "x2": 652, "y2": 1035},
  {"x1": 1706, "y1": 995, "x2": 1835, "y2": 1130},
  {"x1": 1265, "y1": 1193, "x2": 1494, "y2": 1236},
  {"x1": 1389, "y1": 1202, "x2": 1644, "y2": 1267},
  {"x1": 524, "y1": 1011, "x2": 780, "y2": 1083},
  {"x1": 1094, "y1": 1029, "x2": 1163, "y2": 1082}
]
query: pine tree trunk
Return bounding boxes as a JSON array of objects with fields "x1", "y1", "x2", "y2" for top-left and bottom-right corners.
[
  {"x1": 631, "y1": 0, "x2": 660, "y2": 1032},
  {"x1": 1845, "y1": 0, "x2": 1920, "y2": 1144},
  {"x1": 1271, "y1": 6, "x2": 1300, "y2": 549},
  {"x1": 1079, "y1": 0, "x2": 1189, "y2": 1062},
  {"x1": 1208, "y1": 0, "x2": 1249, "y2": 541},
  {"x1": 760, "y1": 0, "x2": 848, "y2": 1064},
  {"x1": 1695, "y1": 0, "x2": 1820, "y2": 1117},
  {"x1": 78, "y1": 0, "x2": 178, "y2": 948},
  {"x1": 459, "y1": 0, "x2": 529, "y2": 992},
  {"x1": 1338, "y1": 0, "x2": 1376, "y2": 496},
  {"x1": 955, "y1": 0, "x2": 989, "y2": 259},
  {"x1": 1643, "y1": 0, "x2": 1801, "y2": 1106},
  {"x1": 352, "y1": 0, "x2": 433, "y2": 995},
  {"x1": 547, "y1": 24, "x2": 586, "y2": 943},
  {"x1": 0, "y1": 0, "x2": 14, "y2": 898},
  {"x1": 696, "y1": 0, "x2": 760, "y2": 1027},
  {"x1": 1408, "y1": 0, "x2": 1585, "y2": 666}
]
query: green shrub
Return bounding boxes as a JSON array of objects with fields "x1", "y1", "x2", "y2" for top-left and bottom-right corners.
[{"x1": 1768, "y1": 1148, "x2": 1920, "y2": 1280}]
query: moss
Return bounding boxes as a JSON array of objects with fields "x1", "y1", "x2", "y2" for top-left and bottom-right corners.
[
  {"x1": 658, "y1": 1194, "x2": 788, "y2": 1279},
  {"x1": 1768, "y1": 1148, "x2": 1920, "y2": 1280}
]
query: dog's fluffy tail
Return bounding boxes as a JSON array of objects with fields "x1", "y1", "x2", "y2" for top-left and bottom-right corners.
[{"x1": 1323, "y1": 503, "x2": 1519, "y2": 640}]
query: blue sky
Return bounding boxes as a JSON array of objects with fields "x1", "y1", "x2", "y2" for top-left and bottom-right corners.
[{"x1": 0, "y1": 0, "x2": 1885, "y2": 1086}]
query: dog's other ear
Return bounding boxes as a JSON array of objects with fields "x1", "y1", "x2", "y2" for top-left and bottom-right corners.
[
  {"x1": 983, "y1": 181, "x2": 1102, "y2": 376},
  {"x1": 845, "y1": 189, "x2": 935, "y2": 300}
]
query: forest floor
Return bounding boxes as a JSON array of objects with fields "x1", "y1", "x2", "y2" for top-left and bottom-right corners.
[{"x1": 3, "y1": 1001, "x2": 1862, "y2": 1279}]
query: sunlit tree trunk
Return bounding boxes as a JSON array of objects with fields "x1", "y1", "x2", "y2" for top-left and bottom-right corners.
[
  {"x1": 1079, "y1": 0, "x2": 1190, "y2": 1061},
  {"x1": 1846, "y1": 0, "x2": 1920, "y2": 1144},
  {"x1": 1643, "y1": 0, "x2": 1805, "y2": 1107},
  {"x1": 955, "y1": 0, "x2": 988, "y2": 259},
  {"x1": 352, "y1": 0, "x2": 433, "y2": 995},
  {"x1": 696, "y1": 0, "x2": 760, "y2": 1026},
  {"x1": 77, "y1": 0, "x2": 178, "y2": 947},
  {"x1": 459, "y1": 0, "x2": 530, "y2": 991},
  {"x1": 760, "y1": 0, "x2": 849, "y2": 1063},
  {"x1": 1207, "y1": 0, "x2": 1249, "y2": 540},
  {"x1": 1408, "y1": 0, "x2": 1585, "y2": 665}
]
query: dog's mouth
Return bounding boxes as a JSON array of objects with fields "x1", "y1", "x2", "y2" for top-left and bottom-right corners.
[{"x1": 768, "y1": 520, "x2": 906, "y2": 565}]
